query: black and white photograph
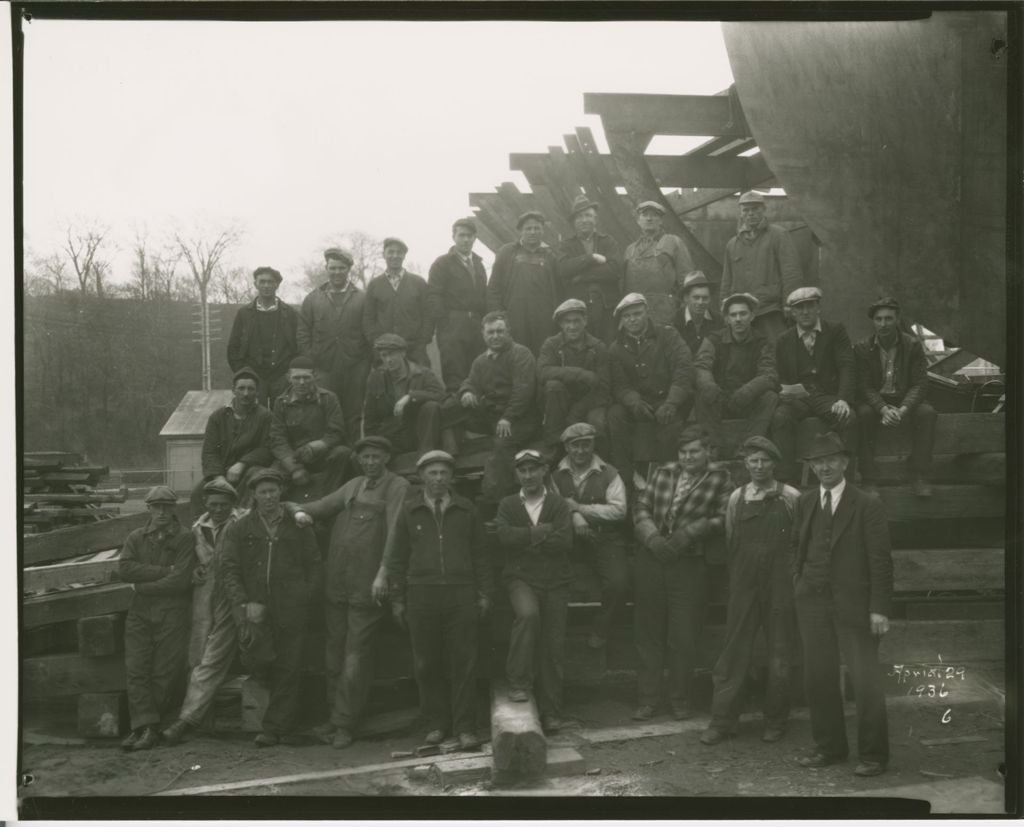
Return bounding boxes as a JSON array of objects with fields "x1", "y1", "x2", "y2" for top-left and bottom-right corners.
[{"x1": 12, "y1": 3, "x2": 1018, "y2": 818}]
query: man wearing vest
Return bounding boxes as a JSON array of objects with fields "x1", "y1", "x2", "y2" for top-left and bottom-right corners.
[
  {"x1": 771, "y1": 287, "x2": 858, "y2": 484},
  {"x1": 792, "y1": 432, "x2": 893, "y2": 778},
  {"x1": 548, "y1": 423, "x2": 629, "y2": 651}
]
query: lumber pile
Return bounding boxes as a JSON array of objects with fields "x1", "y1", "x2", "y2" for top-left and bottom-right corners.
[{"x1": 23, "y1": 451, "x2": 124, "y2": 534}]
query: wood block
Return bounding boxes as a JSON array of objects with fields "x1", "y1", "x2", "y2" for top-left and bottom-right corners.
[
  {"x1": 490, "y1": 680, "x2": 547, "y2": 784},
  {"x1": 435, "y1": 746, "x2": 585, "y2": 786},
  {"x1": 876, "y1": 453, "x2": 1005, "y2": 485},
  {"x1": 892, "y1": 548, "x2": 1003, "y2": 593},
  {"x1": 23, "y1": 653, "x2": 125, "y2": 698},
  {"x1": 876, "y1": 485, "x2": 1004, "y2": 521},
  {"x1": 23, "y1": 583, "x2": 132, "y2": 630},
  {"x1": 76, "y1": 614, "x2": 125, "y2": 657},
  {"x1": 241, "y1": 675, "x2": 270, "y2": 733},
  {"x1": 891, "y1": 517, "x2": 1003, "y2": 550},
  {"x1": 23, "y1": 558, "x2": 122, "y2": 596},
  {"x1": 77, "y1": 692, "x2": 128, "y2": 738}
]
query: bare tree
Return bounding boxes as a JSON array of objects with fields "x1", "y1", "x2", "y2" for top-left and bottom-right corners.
[
  {"x1": 209, "y1": 264, "x2": 252, "y2": 305},
  {"x1": 129, "y1": 228, "x2": 187, "y2": 301},
  {"x1": 62, "y1": 222, "x2": 110, "y2": 294},
  {"x1": 24, "y1": 250, "x2": 68, "y2": 295},
  {"x1": 173, "y1": 226, "x2": 242, "y2": 304}
]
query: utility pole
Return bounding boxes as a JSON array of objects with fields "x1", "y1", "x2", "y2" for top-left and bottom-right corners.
[{"x1": 191, "y1": 302, "x2": 221, "y2": 391}]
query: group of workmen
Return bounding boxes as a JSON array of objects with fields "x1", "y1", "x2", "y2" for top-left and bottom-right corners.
[{"x1": 116, "y1": 191, "x2": 934, "y2": 779}]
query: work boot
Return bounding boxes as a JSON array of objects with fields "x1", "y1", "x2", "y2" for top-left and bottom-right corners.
[
  {"x1": 457, "y1": 732, "x2": 481, "y2": 751},
  {"x1": 699, "y1": 727, "x2": 733, "y2": 746},
  {"x1": 120, "y1": 729, "x2": 141, "y2": 751},
  {"x1": 312, "y1": 721, "x2": 337, "y2": 744},
  {"x1": 132, "y1": 726, "x2": 160, "y2": 751},
  {"x1": 541, "y1": 714, "x2": 564, "y2": 734},
  {"x1": 911, "y1": 475, "x2": 933, "y2": 498},
  {"x1": 631, "y1": 704, "x2": 656, "y2": 721},
  {"x1": 423, "y1": 729, "x2": 446, "y2": 746},
  {"x1": 332, "y1": 729, "x2": 354, "y2": 750},
  {"x1": 761, "y1": 724, "x2": 786, "y2": 743},
  {"x1": 254, "y1": 732, "x2": 279, "y2": 748},
  {"x1": 507, "y1": 688, "x2": 529, "y2": 703},
  {"x1": 161, "y1": 719, "x2": 193, "y2": 745},
  {"x1": 670, "y1": 700, "x2": 693, "y2": 721}
]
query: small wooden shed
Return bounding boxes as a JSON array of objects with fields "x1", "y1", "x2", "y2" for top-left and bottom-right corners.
[{"x1": 159, "y1": 390, "x2": 233, "y2": 493}]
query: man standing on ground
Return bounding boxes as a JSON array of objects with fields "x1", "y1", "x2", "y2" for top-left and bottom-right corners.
[
  {"x1": 556, "y1": 195, "x2": 622, "y2": 343},
  {"x1": 119, "y1": 486, "x2": 196, "y2": 751},
  {"x1": 227, "y1": 266, "x2": 300, "y2": 407},
  {"x1": 363, "y1": 238, "x2": 432, "y2": 367},
  {"x1": 548, "y1": 423, "x2": 629, "y2": 651},
  {"x1": 853, "y1": 297, "x2": 935, "y2": 497},
  {"x1": 720, "y1": 191, "x2": 803, "y2": 341},
  {"x1": 792, "y1": 433, "x2": 893, "y2": 778},
  {"x1": 495, "y1": 449, "x2": 573, "y2": 734},
  {"x1": 631, "y1": 426, "x2": 731, "y2": 722},
  {"x1": 390, "y1": 450, "x2": 494, "y2": 750},
  {"x1": 427, "y1": 218, "x2": 488, "y2": 393},
  {"x1": 298, "y1": 247, "x2": 370, "y2": 439},
  {"x1": 623, "y1": 200, "x2": 693, "y2": 326},
  {"x1": 291, "y1": 436, "x2": 409, "y2": 750},
  {"x1": 674, "y1": 271, "x2": 724, "y2": 357}
]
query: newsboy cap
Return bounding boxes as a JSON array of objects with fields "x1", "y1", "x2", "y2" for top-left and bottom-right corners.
[
  {"x1": 569, "y1": 195, "x2": 598, "y2": 217},
  {"x1": 382, "y1": 237, "x2": 408, "y2": 253},
  {"x1": 516, "y1": 210, "x2": 546, "y2": 229},
  {"x1": 721, "y1": 292, "x2": 760, "y2": 313},
  {"x1": 552, "y1": 298, "x2": 588, "y2": 323},
  {"x1": 614, "y1": 292, "x2": 648, "y2": 317},
  {"x1": 680, "y1": 271, "x2": 710, "y2": 295},
  {"x1": 786, "y1": 286, "x2": 823, "y2": 307},
  {"x1": 144, "y1": 485, "x2": 178, "y2": 505},
  {"x1": 738, "y1": 190, "x2": 766, "y2": 205},
  {"x1": 289, "y1": 355, "x2": 315, "y2": 371},
  {"x1": 203, "y1": 478, "x2": 239, "y2": 499},
  {"x1": 867, "y1": 296, "x2": 901, "y2": 318},
  {"x1": 513, "y1": 448, "x2": 546, "y2": 467},
  {"x1": 373, "y1": 333, "x2": 408, "y2": 352},
  {"x1": 416, "y1": 449, "x2": 456, "y2": 470},
  {"x1": 355, "y1": 435, "x2": 393, "y2": 455},
  {"x1": 323, "y1": 247, "x2": 354, "y2": 265},
  {"x1": 635, "y1": 200, "x2": 666, "y2": 215},
  {"x1": 248, "y1": 468, "x2": 284, "y2": 489},
  {"x1": 803, "y1": 431, "x2": 850, "y2": 461},
  {"x1": 232, "y1": 366, "x2": 261, "y2": 385},
  {"x1": 560, "y1": 422, "x2": 597, "y2": 444},
  {"x1": 738, "y1": 435, "x2": 781, "y2": 462}
]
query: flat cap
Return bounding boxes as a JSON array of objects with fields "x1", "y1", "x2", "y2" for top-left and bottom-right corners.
[
  {"x1": 681, "y1": 271, "x2": 710, "y2": 294},
  {"x1": 323, "y1": 247, "x2": 354, "y2": 265},
  {"x1": 803, "y1": 431, "x2": 849, "y2": 461},
  {"x1": 786, "y1": 286, "x2": 823, "y2": 307},
  {"x1": 569, "y1": 195, "x2": 598, "y2": 217},
  {"x1": 513, "y1": 448, "x2": 546, "y2": 467},
  {"x1": 739, "y1": 435, "x2": 781, "y2": 462},
  {"x1": 416, "y1": 449, "x2": 456, "y2": 470},
  {"x1": 867, "y1": 296, "x2": 901, "y2": 318},
  {"x1": 233, "y1": 366, "x2": 261, "y2": 385},
  {"x1": 144, "y1": 485, "x2": 178, "y2": 505},
  {"x1": 738, "y1": 190, "x2": 766, "y2": 205},
  {"x1": 248, "y1": 468, "x2": 284, "y2": 489},
  {"x1": 382, "y1": 237, "x2": 408, "y2": 253},
  {"x1": 516, "y1": 210, "x2": 546, "y2": 229},
  {"x1": 289, "y1": 355, "x2": 315, "y2": 371},
  {"x1": 614, "y1": 292, "x2": 648, "y2": 317},
  {"x1": 355, "y1": 435, "x2": 393, "y2": 454},
  {"x1": 635, "y1": 200, "x2": 666, "y2": 215},
  {"x1": 552, "y1": 298, "x2": 588, "y2": 322},
  {"x1": 373, "y1": 333, "x2": 408, "y2": 351},
  {"x1": 677, "y1": 424, "x2": 710, "y2": 448},
  {"x1": 203, "y1": 478, "x2": 239, "y2": 499},
  {"x1": 721, "y1": 292, "x2": 760, "y2": 313},
  {"x1": 560, "y1": 422, "x2": 597, "y2": 444}
]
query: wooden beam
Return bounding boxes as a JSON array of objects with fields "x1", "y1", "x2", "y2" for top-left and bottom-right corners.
[
  {"x1": 23, "y1": 652, "x2": 126, "y2": 698},
  {"x1": 490, "y1": 679, "x2": 547, "y2": 784},
  {"x1": 584, "y1": 92, "x2": 751, "y2": 138},
  {"x1": 892, "y1": 549, "x2": 1003, "y2": 593},
  {"x1": 468, "y1": 210, "x2": 508, "y2": 254},
  {"x1": 24, "y1": 492, "x2": 126, "y2": 504},
  {"x1": 24, "y1": 558, "x2": 121, "y2": 595},
  {"x1": 23, "y1": 582, "x2": 132, "y2": 630},
  {"x1": 876, "y1": 485, "x2": 1004, "y2": 521},
  {"x1": 878, "y1": 619, "x2": 1003, "y2": 664},
  {"x1": 874, "y1": 453, "x2": 1005, "y2": 486},
  {"x1": 567, "y1": 128, "x2": 638, "y2": 247},
  {"x1": 511, "y1": 153, "x2": 772, "y2": 190},
  {"x1": 77, "y1": 613, "x2": 125, "y2": 657}
]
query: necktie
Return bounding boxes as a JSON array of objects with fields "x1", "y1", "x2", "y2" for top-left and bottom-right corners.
[
  {"x1": 803, "y1": 330, "x2": 816, "y2": 355},
  {"x1": 822, "y1": 489, "x2": 833, "y2": 537},
  {"x1": 434, "y1": 497, "x2": 444, "y2": 524}
]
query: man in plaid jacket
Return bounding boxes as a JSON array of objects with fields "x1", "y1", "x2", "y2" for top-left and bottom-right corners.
[{"x1": 631, "y1": 425, "x2": 732, "y2": 721}]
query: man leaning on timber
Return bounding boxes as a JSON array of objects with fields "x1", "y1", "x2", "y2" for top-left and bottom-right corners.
[
  {"x1": 720, "y1": 190, "x2": 803, "y2": 341},
  {"x1": 291, "y1": 436, "x2": 409, "y2": 750},
  {"x1": 163, "y1": 479, "x2": 244, "y2": 745},
  {"x1": 853, "y1": 297, "x2": 935, "y2": 498},
  {"x1": 119, "y1": 486, "x2": 196, "y2": 751},
  {"x1": 793, "y1": 432, "x2": 893, "y2": 777}
]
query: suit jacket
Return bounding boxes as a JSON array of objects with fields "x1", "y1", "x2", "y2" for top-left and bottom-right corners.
[
  {"x1": 791, "y1": 484, "x2": 893, "y2": 626},
  {"x1": 775, "y1": 319, "x2": 855, "y2": 402},
  {"x1": 853, "y1": 331, "x2": 929, "y2": 413},
  {"x1": 495, "y1": 489, "x2": 573, "y2": 588}
]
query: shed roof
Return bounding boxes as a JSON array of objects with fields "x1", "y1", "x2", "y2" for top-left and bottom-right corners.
[{"x1": 159, "y1": 390, "x2": 234, "y2": 438}]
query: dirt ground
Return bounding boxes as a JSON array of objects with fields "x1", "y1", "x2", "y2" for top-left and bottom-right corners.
[{"x1": 18, "y1": 664, "x2": 1006, "y2": 811}]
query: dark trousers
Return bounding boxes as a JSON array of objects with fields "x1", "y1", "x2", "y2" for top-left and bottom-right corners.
[
  {"x1": 371, "y1": 399, "x2": 442, "y2": 455},
  {"x1": 856, "y1": 400, "x2": 937, "y2": 479},
  {"x1": 771, "y1": 394, "x2": 858, "y2": 483},
  {"x1": 634, "y1": 549, "x2": 708, "y2": 708},
  {"x1": 274, "y1": 445, "x2": 353, "y2": 500},
  {"x1": 437, "y1": 311, "x2": 485, "y2": 393},
  {"x1": 124, "y1": 604, "x2": 191, "y2": 730},
  {"x1": 459, "y1": 410, "x2": 539, "y2": 502},
  {"x1": 694, "y1": 387, "x2": 778, "y2": 456},
  {"x1": 607, "y1": 403, "x2": 687, "y2": 490},
  {"x1": 259, "y1": 371, "x2": 290, "y2": 410},
  {"x1": 324, "y1": 600, "x2": 387, "y2": 731},
  {"x1": 576, "y1": 533, "x2": 630, "y2": 641},
  {"x1": 541, "y1": 380, "x2": 607, "y2": 449},
  {"x1": 795, "y1": 591, "x2": 889, "y2": 764},
  {"x1": 407, "y1": 584, "x2": 480, "y2": 736},
  {"x1": 752, "y1": 310, "x2": 788, "y2": 342},
  {"x1": 506, "y1": 579, "x2": 568, "y2": 717},
  {"x1": 315, "y1": 359, "x2": 370, "y2": 440},
  {"x1": 260, "y1": 609, "x2": 309, "y2": 735}
]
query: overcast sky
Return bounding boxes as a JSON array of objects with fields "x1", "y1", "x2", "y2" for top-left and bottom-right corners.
[{"x1": 22, "y1": 18, "x2": 734, "y2": 301}]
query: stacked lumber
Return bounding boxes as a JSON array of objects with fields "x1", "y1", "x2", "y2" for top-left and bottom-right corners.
[{"x1": 23, "y1": 451, "x2": 124, "y2": 533}]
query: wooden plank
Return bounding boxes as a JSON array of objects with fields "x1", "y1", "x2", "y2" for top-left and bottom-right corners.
[
  {"x1": 77, "y1": 613, "x2": 125, "y2": 657},
  {"x1": 891, "y1": 518, "x2": 1003, "y2": 550},
  {"x1": 25, "y1": 451, "x2": 84, "y2": 466},
  {"x1": 874, "y1": 453, "x2": 1005, "y2": 486},
  {"x1": 436, "y1": 746, "x2": 584, "y2": 787},
  {"x1": 574, "y1": 127, "x2": 642, "y2": 244},
  {"x1": 875, "y1": 485, "x2": 1003, "y2": 521},
  {"x1": 584, "y1": 92, "x2": 751, "y2": 138},
  {"x1": 24, "y1": 491, "x2": 126, "y2": 504},
  {"x1": 512, "y1": 153, "x2": 771, "y2": 190},
  {"x1": 878, "y1": 619, "x2": 1003, "y2": 664},
  {"x1": 490, "y1": 679, "x2": 547, "y2": 784},
  {"x1": 892, "y1": 549, "x2": 1003, "y2": 593},
  {"x1": 902, "y1": 600, "x2": 1003, "y2": 621},
  {"x1": 24, "y1": 558, "x2": 121, "y2": 595},
  {"x1": 23, "y1": 582, "x2": 132, "y2": 630},
  {"x1": 23, "y1": 653, "x2": 126, "y2": 698}
]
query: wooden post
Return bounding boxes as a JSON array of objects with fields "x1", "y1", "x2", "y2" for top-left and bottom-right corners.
[
  {"x1": 77, "y1": 692, "x2": 128, "y2": 738},
  {"x1": 489, "y1": 679, "x2": 547, "y2": 784},
  {"x1": 76, "y1": 613, "x2": 125, "y2": 657}
]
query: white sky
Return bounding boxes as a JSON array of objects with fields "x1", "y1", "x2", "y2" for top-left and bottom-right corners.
[{"x1": 22, "y1": 18, "x2": 734, "y2": 300}]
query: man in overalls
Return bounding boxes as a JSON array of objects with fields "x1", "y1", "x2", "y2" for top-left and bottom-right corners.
[
  {"x1": 163, "y1": 479, "x2": 243, "y2": 745},
  {"x1": 623, "y1": 200, "x2": 694, "y2": 327},
  {"x1": 291, "y1": 435, "x2": 410, "y2": 749},
  {"x1": 219, "y1": 469, "x2": 323, "y2": 747},
  {"x1": 119, "y1": 486, "x2": 196, "y2": 751},
  {"x1": 701, "y1": 436, "x2": 801, "y2": 746}
]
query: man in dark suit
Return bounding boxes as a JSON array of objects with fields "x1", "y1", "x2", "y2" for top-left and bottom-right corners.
[
  {"x1": 771, "y1": 287, "x2": 858, "y2": 483},
  {"x1": 792, "y1": 432, "x2": 893, "y2": 777}
]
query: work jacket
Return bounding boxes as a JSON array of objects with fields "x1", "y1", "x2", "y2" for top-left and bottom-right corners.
[
  {"x1": 427, "y1": 248, "x2": 488, "y2": 320},
  {"x1": 269, "y1": 386, "x2": 347, "y2": 470},
  {"x1": 556, "y1": 232, "x2": 623, "y2": 308},
  {"x1": 536, "y1": 331, "x2": 611, "y2": 407},
  {"x1": 363, "y1": 360, "x2": 447, "y2": 437},
  {"x1": 200, "y1": 404, "x2": 273, "y2": 479},
  {"x1": 119, "y1": 518, "x2": 196, "y2": 613},
  {"x1": 459, "y1": 343, "x2": 537, "y2": 422},
  {"x1": 363, "y1": 271, "x2": 433, "y2": 351},
  {"x1": 298, "y1": 283, "x2": 369, "y2": 371},
  {"x1": 721, "y1": 220, "x2": 803, "y2": 319},
  {"x1": 853, "y1": 331, "x2": 929, "y2": 413},
  {"x1": 609, "y1": 321, "x2": 694, "y2": 410},
  {"x1": 226, "y1": 298, "x2": 300, "y2": 379},
  {"x1": 775, "y1": 320, "x2": 856, "y2": 402},
  {"x1": 694, "y1": 326, "x2": 778, "y2": 401},
  {"x1": 495, "y1": 489, "x2": 573, "y2": 588}
]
